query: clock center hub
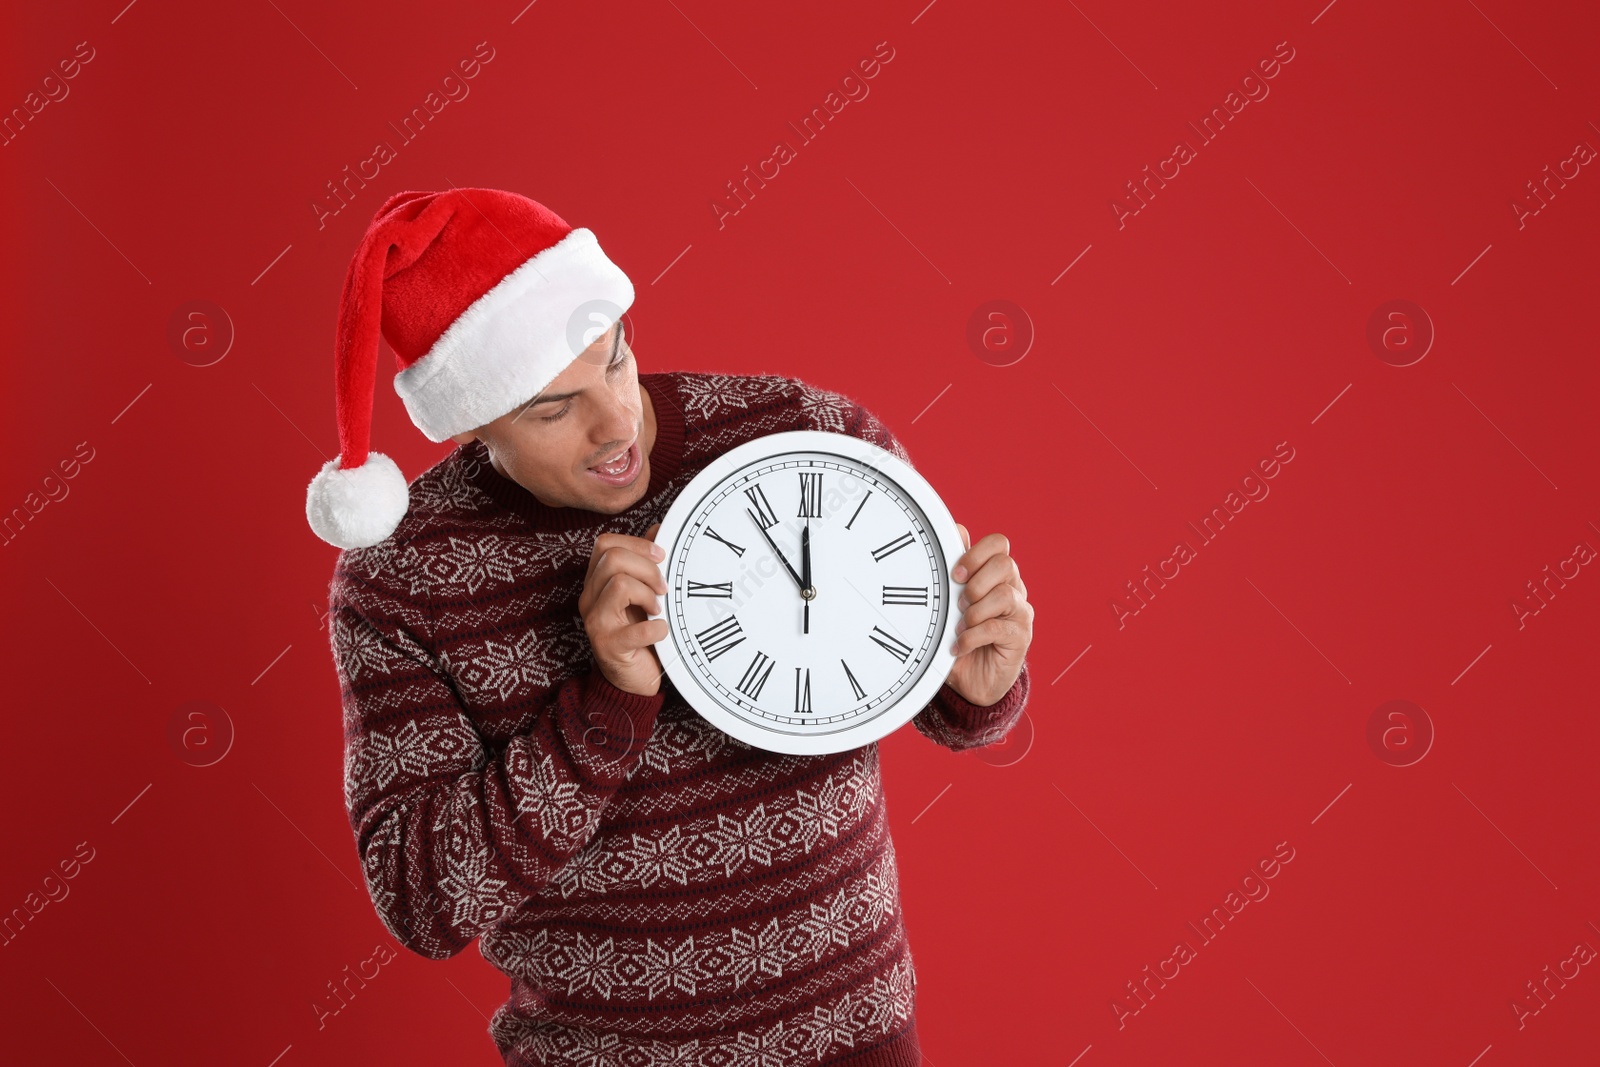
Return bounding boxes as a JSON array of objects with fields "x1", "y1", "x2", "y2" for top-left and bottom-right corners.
[{"x1": 801, "y1": 586, "x2": 817, "y2": 600}]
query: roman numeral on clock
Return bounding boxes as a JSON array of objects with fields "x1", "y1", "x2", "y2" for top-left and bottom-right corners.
[
  {"x1": 703, "y1": 527, "x2": 745, "y2": 557},
  {"x1": 686, "y1": 580, "x2": 734, "y2": 597},
  {"x1": 743, "y1": 484, "x2": 778, "y2": 529},
  {"x1": 870, "y1": 531, "x2": 915, "y2": 562},
  {"x1": 882, "y1": 585, "x2": 929, "y2": 606},
  {"x1": 794, "y1": 667, "x2": 811, "y2": 713},
  {"x1": 694, "y1": 615, "x2": 746, "y2": 661},
  {"x1": 841, "y1": 658, "x2": 866, "y2": 701},
  {"x1": 737, "y1": 650, "x2": 775, "y2": 700},
  {"x1": 868, "y1": 625, "x2": 913, "y2": 663},
  {"x1": 798, "y1": 472, "x2": 822, "y2": 518},
  {"x1": 845, "y1": 491, "x2": 872, "y2": 530}
]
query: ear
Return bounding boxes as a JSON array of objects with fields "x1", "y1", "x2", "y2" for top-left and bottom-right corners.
[{"x1": 449, "y1": 430, "x2": 477, "y2": 445}]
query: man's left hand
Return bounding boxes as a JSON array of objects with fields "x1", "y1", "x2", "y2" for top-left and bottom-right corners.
[{"x1": 945, "y1": 524, "x2": 1033, "y2": 706}]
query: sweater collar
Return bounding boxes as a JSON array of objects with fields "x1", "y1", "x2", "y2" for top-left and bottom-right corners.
[{"x1": 465, "y1": 372, "x2": 686, "y2": 532}]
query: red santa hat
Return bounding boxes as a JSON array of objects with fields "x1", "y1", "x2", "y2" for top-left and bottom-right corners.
[{"x1": 305, "y1": 187, "x2": 633, "y2": 549}]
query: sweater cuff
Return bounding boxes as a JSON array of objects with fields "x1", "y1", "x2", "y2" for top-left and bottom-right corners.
[
  {"x1": 577, "y1": 671, "x2": 665, "y2": 764},
  {"x1": 936, "y1": 665, "x2": 1029, "y2": 724}
]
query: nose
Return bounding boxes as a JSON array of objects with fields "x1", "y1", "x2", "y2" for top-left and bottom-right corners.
[{"x1": 591, "y1": 379, "x2": 636, "y2": 451}]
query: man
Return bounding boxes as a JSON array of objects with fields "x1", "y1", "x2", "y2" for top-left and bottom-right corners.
[{"x1": 307, "y1": 188, "x2": 1034, "y2": 1066}]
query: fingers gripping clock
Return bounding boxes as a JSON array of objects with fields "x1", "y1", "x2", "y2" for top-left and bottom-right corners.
[{"x1": 647, "y1": 431, "x2": 966, "y2": 755}]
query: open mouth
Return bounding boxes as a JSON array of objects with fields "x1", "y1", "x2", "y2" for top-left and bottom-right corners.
[{"x1": 586, "y1": 438, "x2": 642, "y2": 486}]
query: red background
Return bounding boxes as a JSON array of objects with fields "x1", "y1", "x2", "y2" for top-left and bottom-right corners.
[{"x1": 3, "y1": 0, "x2": 1598, "y2": 1063}]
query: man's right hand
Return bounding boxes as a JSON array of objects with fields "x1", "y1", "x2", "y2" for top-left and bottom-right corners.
[{"x1": 579, "y1": 523, "x2": 669, "y2": 696}]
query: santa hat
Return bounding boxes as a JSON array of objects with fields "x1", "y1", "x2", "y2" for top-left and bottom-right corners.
[{"x1": 305, "y1": 188, "x2": 634, "y2": 549}]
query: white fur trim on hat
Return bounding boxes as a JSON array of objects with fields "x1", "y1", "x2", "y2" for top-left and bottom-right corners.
[
  {"x1": 393, "y1": 227, "x2": 635, "y2": 443},
  {"x1": 305, "y1": 451, "x2": 410, "y2": 550}
]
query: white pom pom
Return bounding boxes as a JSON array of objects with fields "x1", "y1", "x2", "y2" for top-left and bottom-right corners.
[{"x1": 306, "y1": 451, "x2": 410, "y2": 549}]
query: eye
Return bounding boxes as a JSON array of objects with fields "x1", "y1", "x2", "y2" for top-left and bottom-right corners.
[
  {"x1": 606, "y1": 350, "x2": 627, "y2": 375},
  {"x1": 540, "y1": 403, "x2": 571, "y2": 423}
]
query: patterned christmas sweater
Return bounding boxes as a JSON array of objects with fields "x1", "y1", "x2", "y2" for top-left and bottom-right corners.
[{"x1": 326, "y1": 371, "x2": 1032, "y2": 1067}]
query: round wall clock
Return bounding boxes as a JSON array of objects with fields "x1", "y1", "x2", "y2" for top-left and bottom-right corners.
[{"x1": 647, "y1": 430, "x2": 966, "y2": 755}]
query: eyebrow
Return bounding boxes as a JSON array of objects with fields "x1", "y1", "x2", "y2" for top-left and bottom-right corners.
[{"x1": 517, "y1": 322, "x2": 625, "y2": 410}]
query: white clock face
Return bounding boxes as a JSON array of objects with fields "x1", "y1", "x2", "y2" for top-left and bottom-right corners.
[{"x1": 650, "y1": 432, "x2": 963, "y2": 755}]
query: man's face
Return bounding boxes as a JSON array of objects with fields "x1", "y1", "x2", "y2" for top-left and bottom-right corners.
[{"x1": 449, "y1": 321, "x2": 652, "y2": 513}]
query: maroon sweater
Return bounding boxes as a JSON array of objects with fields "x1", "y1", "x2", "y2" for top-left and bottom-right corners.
[{"x1": 327, "y1": 371, "x2": 1031, "y2": 1066}]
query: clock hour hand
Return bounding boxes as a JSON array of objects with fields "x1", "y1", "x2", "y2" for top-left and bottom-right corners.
[
  {"x1": 802, "y1": 520, "x2": 811, "y2": 635},
  {"x1": 801, "y1": 519, "x2": 811, "y2": 591},
  {"x1": 747, "y1": 508, "x2": 806, "y2": 592}
]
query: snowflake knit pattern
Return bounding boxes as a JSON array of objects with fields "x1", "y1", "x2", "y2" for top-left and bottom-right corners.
[{"x1": 327, "y1": 371, "x2": 1032, "y2": 1066}]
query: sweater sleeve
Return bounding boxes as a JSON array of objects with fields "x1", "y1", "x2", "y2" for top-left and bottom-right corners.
[
  {"x1": 328, "y1": 563, "x2": 663, "y2": 961},
  {"x1": 912, "y1": 661, "x2": 1031, "y2": 751},
  {"x1": 786, "y1": 376, "x2": 1033, "y2": 752}
]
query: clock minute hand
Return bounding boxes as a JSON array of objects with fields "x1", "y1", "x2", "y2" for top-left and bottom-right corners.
[{"x1": 747, "y1": 509, "x2": 806, "y2": 592}]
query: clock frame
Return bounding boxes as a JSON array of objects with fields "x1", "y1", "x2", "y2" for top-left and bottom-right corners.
[{"x1": 647, "y1": 430, "x2": 966, "y2": 755}]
